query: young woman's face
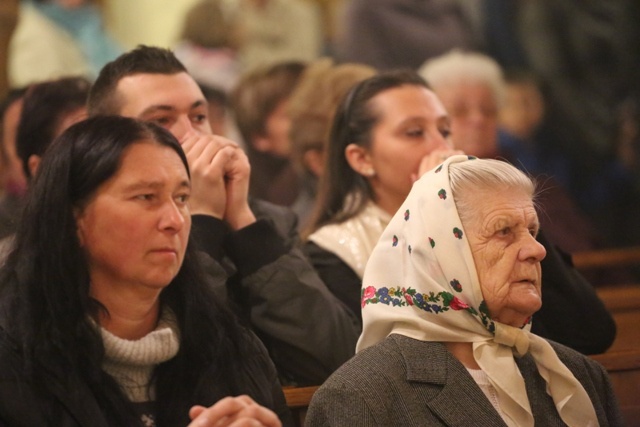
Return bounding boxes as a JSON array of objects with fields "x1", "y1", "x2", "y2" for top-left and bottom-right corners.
[
  {"x1": 76, "y1": 141, "x2": 191, "y2": 300},
  {"x1": 365, "y1": 85, "x2": 452, "y2": 209}
]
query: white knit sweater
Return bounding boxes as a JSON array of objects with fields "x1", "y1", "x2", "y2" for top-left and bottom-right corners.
[{"x1": 100, "y1": 310, "x2": 180, "y2": 402}]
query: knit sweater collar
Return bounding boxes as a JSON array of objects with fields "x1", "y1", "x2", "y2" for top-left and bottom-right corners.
[{"x1": 100, "y1": 308, "x2": 180, "y2": 402}]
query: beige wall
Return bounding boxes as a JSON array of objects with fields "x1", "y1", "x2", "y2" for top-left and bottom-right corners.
[
  {"x1": 103, "y1": 0, "x2": 201, "y2": 49},
  {"x1": 103, "y1": 0, "x2": 341, "y2": 51}
]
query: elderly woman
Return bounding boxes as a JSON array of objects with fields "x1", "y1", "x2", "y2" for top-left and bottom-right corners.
[
  {"x1": 306, "y1": 156, "x2": 621, "y2": 426},
  {"x1": 0, "y1": 116, "x2": 288, "y2": 426}
]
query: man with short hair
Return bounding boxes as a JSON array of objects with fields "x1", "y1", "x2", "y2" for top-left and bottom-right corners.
[{"x1": 88, "y1": 45, "x2": 359, "y2": 386}]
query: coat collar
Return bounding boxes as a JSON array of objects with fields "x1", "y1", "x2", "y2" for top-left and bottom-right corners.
[{"x1": 390, "y1": 334, "x2": 508, "y2": 426}]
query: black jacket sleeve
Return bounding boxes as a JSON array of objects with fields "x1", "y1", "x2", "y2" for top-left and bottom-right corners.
[
  {"x1": 191, "y1": 201, "x2": 360, "y2": 386},
  {"x1": 532, "y1": 231, "x2": 616, "y2": 354},
  {"x1": 303, "y1": 241, "x2": 364, "y2": 325}
]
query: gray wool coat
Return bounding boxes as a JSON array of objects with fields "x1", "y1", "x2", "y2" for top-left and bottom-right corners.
[{"x1": 306, "y1": 334, "x2": 623, "y2": 427}]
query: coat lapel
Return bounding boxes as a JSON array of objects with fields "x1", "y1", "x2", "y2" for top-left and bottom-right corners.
[{"x1": 393, "y1": 335, "x2": 508, "y2": 426}]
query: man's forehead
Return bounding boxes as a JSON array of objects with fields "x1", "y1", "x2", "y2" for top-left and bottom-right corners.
[{"x1": 115, "y1": 72, "x2": 205, "y2": 115}]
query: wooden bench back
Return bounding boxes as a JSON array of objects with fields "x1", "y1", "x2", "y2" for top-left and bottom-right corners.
[{"x1": 283, "y1": 385, "x2": 319, "y2": 427}]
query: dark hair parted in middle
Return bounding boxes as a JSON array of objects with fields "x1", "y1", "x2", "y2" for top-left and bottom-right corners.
[
  {"x1": 305, "y1": 70, "x2": 431, "y2": 237},
  {"x1": 0, "y1": 115, "x2": 257, "y2": 426}
]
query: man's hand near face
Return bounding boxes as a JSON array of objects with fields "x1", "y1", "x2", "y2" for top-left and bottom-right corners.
[
  {"x1": 180, "y1": 131, "x2": 256, "y2": 229},
  {"x1": 180, "y1": 131, "x2": 236, "y2": 219},
  {"x1": 222, "y1": 147, "x2": 256, "y2": 230}
]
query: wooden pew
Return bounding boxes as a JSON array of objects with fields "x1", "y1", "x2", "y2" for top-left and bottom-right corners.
[
  {"x1": 283, "y1": 385, "x2": 319, "y2": 427},
  {"x1": 591, "y1": 349, "x2": 640, "y2": 427},
  {"x1": 596, "y1": 284, "x2": 640, "y2": 352},
  {"x1": 573, "y1": 246, "x2": 640, "y2": 271}
]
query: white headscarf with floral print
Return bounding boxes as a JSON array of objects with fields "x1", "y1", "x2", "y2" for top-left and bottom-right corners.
[{"x1": 357, "y1": 155, "x2": 598, "y2": 427}]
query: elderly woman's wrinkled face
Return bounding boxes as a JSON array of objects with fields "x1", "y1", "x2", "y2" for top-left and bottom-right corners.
[
  {"x1": 463, "y1": 187, "x2": 546, "y2": 327},
  {"x1": 76, "y1": 141, "x2": 191, "y2": 298}
]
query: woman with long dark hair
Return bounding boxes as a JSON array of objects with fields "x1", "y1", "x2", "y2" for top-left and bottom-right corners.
[
  {"x1": 0, "y1": 115, "x2": 288, "y2": 426},
  {"x1": 304, "y1": 70, "x2": 459, "y2": 320}
]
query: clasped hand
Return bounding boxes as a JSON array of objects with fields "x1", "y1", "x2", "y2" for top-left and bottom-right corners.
[
  {"x1": 181, "y1": 132, "x2": 256, "y2": 230},
  {"x1": 188, "y1": 395, "x2": 282, "y2": 427}
]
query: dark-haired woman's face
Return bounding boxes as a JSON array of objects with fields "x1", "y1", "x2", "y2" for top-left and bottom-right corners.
[
  {"x1": 363, "y1": 85, "x2": 452, "y2": 210},
  {"x1": 75, "y1": 140, "x2": 191, "y2": 300}
]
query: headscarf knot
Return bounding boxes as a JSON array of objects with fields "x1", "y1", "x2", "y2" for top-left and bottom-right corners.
[{"x1": 494, "y1": 324, "x2": 531, "y2": 356}]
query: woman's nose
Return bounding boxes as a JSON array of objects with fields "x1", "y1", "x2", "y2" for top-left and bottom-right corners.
[
  {"x1": 159, "y1": 201, "x2": 186, "y2": 232},
  {"x1": 431, "y1": 131, "x2": 453, "y2": 151},
  {"x1": 521, "y1": 233, "x2": 547, "y2": 263}
]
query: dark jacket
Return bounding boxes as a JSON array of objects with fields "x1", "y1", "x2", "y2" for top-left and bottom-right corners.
[
  {"x1": 192, "y1": 199, "x2": 360, "y2": 385},
  {"x1": 306, "y1": 334, "x2": 623, "y2": 426},
  {"x1": 0, "y1": 321, "x2": 292, "y2": 427},
  {"x1": 304, "y1": 231, "x2": 616, "y2": 355}
]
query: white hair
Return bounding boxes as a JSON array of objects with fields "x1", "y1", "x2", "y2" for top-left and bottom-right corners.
[
  {"x1": 418, "y1": 50, "x2": 506, "y2": 107},
  {"x1": 449, "y1": 158, "x2": 536, "y2": 225}
]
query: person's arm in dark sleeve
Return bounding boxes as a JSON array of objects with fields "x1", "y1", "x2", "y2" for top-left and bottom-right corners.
[
  {"x1": 190, "y1": 215, "x2": 229, "y2": 263},
  {"x1": 532, "y1": 231, "x2": 616, "y2": 354},
  {"x1": 223, "y1": 203, "x2": 360, "y2": 386},
  {"x1": 303, "y1": 241, "x2": 364, "y2": 324}
]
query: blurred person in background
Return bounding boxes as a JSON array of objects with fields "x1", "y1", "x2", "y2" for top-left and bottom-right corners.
[
  {"x1": 234, "y1": 0, "x2": 322, "y2": 71},
  {"x1": 484, "y1": 0, "x2": 640, "y2": 247},
  {"x1": 9, "y1": 0, "x2": 121, "y2": 87},
  {"x1": 230, "y1": 61, "x2": 306, "y2": 206},
  {"x1": 0, "y1": 76, "x2": 90, "y2": 258},
  {"x1": 16, "y1": 76, "x2": 90, "y2": 180},
  {"x1": 174, "y1": 0, "x2": 241, "y2": 94},
  {"x1": 0, "y1": 88, "x2": 28, "y2": 240},
  {"x1": 287, "y1": 58, "x2": 376, "y2": 229},
  {"x1": 336, "y1": 0, "x2": 482, "y2": 71},
  {"x1": 419, "y1": 50, "x2": 602, "y2": 256}
]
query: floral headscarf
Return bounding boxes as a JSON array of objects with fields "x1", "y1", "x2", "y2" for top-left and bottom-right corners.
[{"x1": 357, "y1": 155, "x2": 598, "y2": 427}]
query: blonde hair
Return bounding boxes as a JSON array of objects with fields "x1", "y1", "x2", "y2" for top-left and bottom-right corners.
[
  {"x1": 180, "y1": 0, "x2": 238, "y2": 49},
  {"x1": 288, "y1": 58, "x2": 376, "y2": 172}
]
